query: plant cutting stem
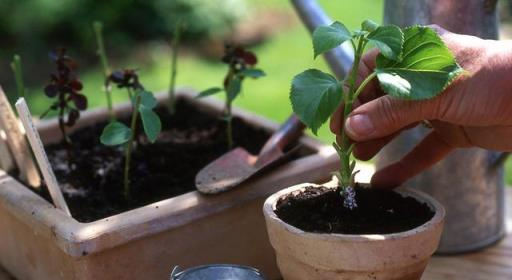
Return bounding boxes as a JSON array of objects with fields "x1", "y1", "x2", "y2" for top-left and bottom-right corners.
[
  {"x1": 338, "y1": 37, "x2": 368, "y2": 188},
  {"x1": 124, "y1": 94, "x2": 141, "y2": 200},
  {"x1": 94, "y1": 22, "x2": 115, "y2": 121}
]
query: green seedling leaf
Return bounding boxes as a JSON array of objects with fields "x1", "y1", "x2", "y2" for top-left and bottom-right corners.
[
  {"x1": 100, "y1": 121, "x2": 131, "y2": 146},
  {"x1": 375, "y1": 26, "x2": 463, "y2": 100},
  {"x1": 197, "y1": 87, "x2": 223, "y2": 98},
  {"x1": 139, "y1": 105, "x2": 161, "y2": 143},
  {"x1": 132, "y1": 90, "x2": 158, "y2": 109},
  {"x1": 368, "y1": 25, "x2": 403, "y2": 61},
  {"x1": 239, "y1": 68, "x2": 265, "y2": 78},
  {"x1": 226, "y1": 76, "x2": 242, "y2": 103},
  {"x1": 313, "y1": 21, "x2": 352, "y2": 58},
  {"x1": 361, "y1": 19, "x2": 379, "y2": 32},
  {"x1": 291, "y1": 69, "x2": 342, "y2": 134}
]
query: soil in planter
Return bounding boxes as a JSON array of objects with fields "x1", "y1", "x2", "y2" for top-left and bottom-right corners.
[
  {"x1": 31, "y1": 99, "x2": 273, "y2": 222},
  {"x1": 275, "y1": 186, "x2": 434, "y2": 234}
]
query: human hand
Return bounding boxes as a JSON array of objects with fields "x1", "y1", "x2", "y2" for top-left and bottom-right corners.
[{"x1": 330, "y1": 25, "x2": 512, "y2": 189}]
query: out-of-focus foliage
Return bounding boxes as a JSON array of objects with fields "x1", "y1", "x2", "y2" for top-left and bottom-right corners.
[{"x1": 0, "y1": 0, "x2": 247, "y2": 49}]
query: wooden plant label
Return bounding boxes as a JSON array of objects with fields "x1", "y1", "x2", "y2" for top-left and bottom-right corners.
[
  {"x1": 0, "y1": 87, "x2": 41, "y2": 187},
  {"x1": 15, "y1": 98, "x2": 71, "y2": 216}
]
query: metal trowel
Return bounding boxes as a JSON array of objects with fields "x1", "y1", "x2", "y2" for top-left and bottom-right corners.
[{"x1": 195, "y1": 114, "x2": 305, "y2": 194}]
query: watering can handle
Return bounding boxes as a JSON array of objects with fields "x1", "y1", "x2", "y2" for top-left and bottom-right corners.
[{"x1": 291, "y1": 0, "x2": 354, "y2": 79}]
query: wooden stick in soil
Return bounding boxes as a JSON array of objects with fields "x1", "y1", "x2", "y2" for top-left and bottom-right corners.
[
  {"x1": 0, "y1": 87, "x2": 41, "y2": 187},
  {"x1": 0, "y1": 130, "x2": 15, "y2": 172},
  {"x1": 15, "y1": 98, "x2": 71, "y2": 216}
]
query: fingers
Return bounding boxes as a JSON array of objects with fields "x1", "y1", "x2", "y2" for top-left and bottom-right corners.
[
  {"x1": 353, "y1": 133, "x2": 397, "y2": 161},
  {"x1": 345, "y1": 95, "x2": 439, "y2": 142},
  {"x1": 371, "y1": 131, "x2": 455, "y2": 189},
  {"x1": 350, "y1": 123, "x2": 419, "y2": 160}
]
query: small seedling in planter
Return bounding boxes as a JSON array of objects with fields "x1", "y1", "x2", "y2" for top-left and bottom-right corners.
[
  {"x1": 93, "y1": 21, "x2": 115, "y2": 120},
  {"x1": 290, "y1": 20, "x2": 463, "y2": 208},
  {"x1": 168, "y1": 22, "x2": 183, "y2": 114},
  {"x1": 11, "y1": 54, "x2": 26, "y2": 98},
  {"x1": 100, "y1": 69, "x2": 161, "y2": 199},
  {"x1": 42, "y1": 48, "x2": 88, "y2": 145},
  {"x1": 198, "y1": 45, "x2": 265, "y2": 149}
]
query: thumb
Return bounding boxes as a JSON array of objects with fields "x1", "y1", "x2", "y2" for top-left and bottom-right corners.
[{"x1": 344, "y1": 95, "x2": 439, "y2": 141}]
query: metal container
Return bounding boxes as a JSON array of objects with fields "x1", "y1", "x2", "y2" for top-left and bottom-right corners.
[
  {"x1": 380, "y1": 0, "x2": 506, "y2": 253},
  {"x1": 171, "y1": 264, "x2": 267, "y2": 280}
]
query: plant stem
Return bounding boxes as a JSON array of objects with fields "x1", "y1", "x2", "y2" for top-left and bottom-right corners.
[
  {"x1": 226, "y1": 101, "x2": 233, "y2": 149},
  {"x1": 124, "y1": 95, "x2": 141, "y2": 200},
  {"x1": 339, "y1": 37, "x2": 367, "y2": 188},
  {"x1": 224, "y1": 69, "x2": 235, "y2": 149},
  {"x1": 93, "y1": 21, "x2": 115, "y2": 120},
  {"x1": 353, "y1": 72, "x2": 376, "y2": 100},
  {"x1": 11, "y1": 55, "x2": 26, "y2": 98},
  {"x1": 168, "y1": 22, "x2": 182, "y2": 114}
]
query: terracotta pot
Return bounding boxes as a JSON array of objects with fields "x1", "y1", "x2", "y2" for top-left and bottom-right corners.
[
  {"x1": 263, "y1": 182, "x2": 445, "y2": 280},
  {"x1": 0, "y1": 90, "x2": 338, "y2": 280}
]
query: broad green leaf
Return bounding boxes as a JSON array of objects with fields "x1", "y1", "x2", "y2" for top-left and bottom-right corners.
[
  {"x1": 361, "y1": 19, "x2": 379, "y2": 32},
  {"x1": 133, "y1": 90, "x2": 158, "y2": 109},
  {"x1": 197, "y1": 87, "x2": 223, "y2": 98},
  {"x1": 375, "y1": 26, "x2": 463, "y2": 100},
  {"x1": 312, "y1": 21, "x2": 352, "y2": 58},
  {"x1": 239, "y1": 68, "x2": 265, "y2": 78},
  {"x1": 100, "y1": 121, "x2": 131, "y2": 146},
  {"x1": 139, "y1": 105, "x2": 161, "y2": 143},
  {"x1": 367, "y1": 25, "x2": 403, "y2": 61},
  {"x1": 226, "y1": 76, "x2": 242, "y2": 103},
  {"x1": 290, "y1": 69, "x2": 342, "y2": 135}
]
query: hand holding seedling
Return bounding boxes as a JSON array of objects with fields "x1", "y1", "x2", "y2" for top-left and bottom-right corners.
[
  {"x1": 291, "y1": 20, "x2": 463, "y2": 208},
  {"x1": 331, "y1": 25, "x2": 512, "y2": 189}
]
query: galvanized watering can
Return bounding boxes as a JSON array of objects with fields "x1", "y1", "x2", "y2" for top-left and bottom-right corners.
[
  {"x1": 292, "y1": 0, "x2": 507, "y2": 253},
  {"x1": 170, "y1": 265, "x2": 267, "y2": 280}
]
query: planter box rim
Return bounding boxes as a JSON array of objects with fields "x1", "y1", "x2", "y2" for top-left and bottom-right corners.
[
  {"x1": 0, "y1": 90, "x2": 336, "y2": 258},
  {"x1": 263, "y1": 182, "x2": 446, "y2": 242}
]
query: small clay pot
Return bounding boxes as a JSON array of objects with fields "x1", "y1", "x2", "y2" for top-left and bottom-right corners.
[{"x1": 263, "y1": 182, "x2": 445, "y2": 280}]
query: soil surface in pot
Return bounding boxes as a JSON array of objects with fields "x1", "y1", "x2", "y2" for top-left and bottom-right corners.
[
  {"x1": 31, "y1": 99, "x2": 272, "y2": 222},
  {"x1": 275, "y1": 186, "x2": 434, "y2": 234}
]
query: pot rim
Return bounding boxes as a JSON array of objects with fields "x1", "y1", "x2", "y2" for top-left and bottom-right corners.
[{"x1": 263, "y1": 181, "x2": 445, "y2": 242}]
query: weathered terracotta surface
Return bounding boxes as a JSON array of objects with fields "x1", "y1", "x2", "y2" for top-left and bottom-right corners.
[
  {"x1": 0, "y1": 90, "x2": 338, "y2": 280},
  {"x1": 263, "y1": 181, "x2": 445, "y2": 280}
]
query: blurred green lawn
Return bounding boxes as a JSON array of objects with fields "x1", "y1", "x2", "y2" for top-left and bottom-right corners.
[{"x1": 15, "y1": 0, "x2": 512, "y2": 184}]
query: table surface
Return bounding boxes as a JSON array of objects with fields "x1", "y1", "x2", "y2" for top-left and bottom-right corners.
[{"x1": 1, "y1": 189, "x2": 511, "y2": 280}]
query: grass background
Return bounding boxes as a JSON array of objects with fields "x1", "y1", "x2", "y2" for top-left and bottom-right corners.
[{"x1": 10, "y1": 0, "x2": 512, "y2": 184}]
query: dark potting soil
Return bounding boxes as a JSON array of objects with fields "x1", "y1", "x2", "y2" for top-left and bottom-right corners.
[
  {"x1": 33, "y1": 99, "x2": 271, "y2": 222},
  {"x1": 275, "y1": 186, "x2": 434, "y2": 234}
]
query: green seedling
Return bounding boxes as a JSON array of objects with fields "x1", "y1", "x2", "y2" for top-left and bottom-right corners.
[
  {"x1": 198, "y1": 45, "x2": 265, "y2": 148},
  {"x1": 100, "y1": 69, "x2": 162, "y2": 199},
  {"x1": 93, "y1": 21, "x2": 115, "y2": 120},
  {"x1": 290, "y1": 20, "x2": 463, "y2": 209},
  {"x1": 168, "y1": 22, "x2": 183, "y2": 114},
  {"x1": 10, "y1": 54, "x2": 26, "y2": 98}
]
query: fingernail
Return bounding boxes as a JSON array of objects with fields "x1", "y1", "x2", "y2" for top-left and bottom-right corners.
[{"x1": 345, "y1": 114, "x2": 374, "y2": 137}]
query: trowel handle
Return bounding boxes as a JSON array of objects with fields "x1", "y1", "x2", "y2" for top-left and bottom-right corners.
[{"x1": 259, "y1": 114, "x2": 305, "y2": 155}]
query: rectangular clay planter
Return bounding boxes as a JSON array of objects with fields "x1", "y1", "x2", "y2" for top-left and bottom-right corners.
[{"x1": 0, "y1": 90, "x2": 337, "y2": 280}]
